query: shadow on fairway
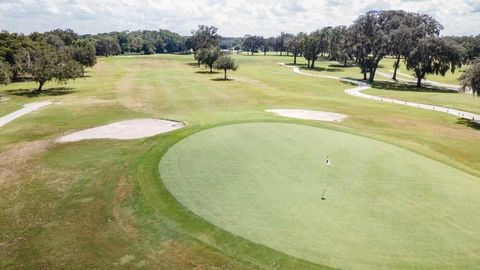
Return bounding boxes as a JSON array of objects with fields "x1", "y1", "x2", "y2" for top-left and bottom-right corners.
[
  {"x1": 369, "y1": 81, "x2": 458, "y2": 93},
  {"x1": 186, "y1": 62, "x2": 199, "y2": 67},
  {"x1": 456, "y1": 118, "x2": 480, "y2": 130},
  {"x1": 196, "y1": 71, "x2": 220, "y2": 74},
  {"x1": 211, "y1": 78, "x2": 234, "y2": 82},
  {"x1": 6, "y1": 87, "x2": 77, "y2": 97},
  {"x1": 299, "y1": 66, "x2": 343, "y2": 72}
]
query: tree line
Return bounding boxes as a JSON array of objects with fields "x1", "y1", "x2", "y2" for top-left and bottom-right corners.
[
  {"x1": 0, "y1": 29, "x2": 95, "y2": 91},
  {"x1": 1, "y1": 9, "x2": 479, "y2": 93},
  {"x1": 238, "y1": 10, "x2": 480, "y2": 89}
]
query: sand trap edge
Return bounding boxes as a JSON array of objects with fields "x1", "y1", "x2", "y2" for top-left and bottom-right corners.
[
  {"x1": 57, "y1": 118, "x2": 185, "y2": 143},
  {"x1": 266, "y1": 109, "x2": 348, "y2": 122}
]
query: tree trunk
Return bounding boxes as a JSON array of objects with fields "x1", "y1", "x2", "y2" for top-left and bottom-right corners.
[
  {"x1": 37, "y1": 81, "x2": 45, "y2": 92},
  {"x1": 392, "y1": 55, "x2": 401, "y2": 81},
  {"x1": 294, "y1": 54, "x2": 297, "y2": 65},
  {"x1": 363, "y1": 71, "x2": 367, "y2": 81},
  {"x1": 264, "y1": 50, "x2": 266, "y2": 56},
  {"x1": 251, "y1": 51, "x2": 254, "y2": 56},
  {"x1": 209, "y1": 65, "x2": 213, "y2": 73},
  {"x1": 368, "y1": 60, "x2": 380, "y2": 82},
  {"x1": 307, "y1": 60, "x2": 310, "y2": 68},
  {"x1": 311, "y1": 59, "x2": 315, "y2": 68},
  {"x1": 416, "y1": 76, "x2": 422, "y2": 88},
  {"x1": 344, "y1": 59, "x2": 347, "y2": 67},
  {"x1": 224, "y1": 69, "x2": 227, "y2": 80}
]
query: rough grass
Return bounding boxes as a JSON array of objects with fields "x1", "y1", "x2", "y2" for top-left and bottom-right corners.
[{"x1": 1, "y1": 54, "x2": 480, "y2": 269}]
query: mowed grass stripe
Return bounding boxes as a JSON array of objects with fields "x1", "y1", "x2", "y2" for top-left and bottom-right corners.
[{"x1": 160, "y1": 122, "x2": 480, "y2": 270}]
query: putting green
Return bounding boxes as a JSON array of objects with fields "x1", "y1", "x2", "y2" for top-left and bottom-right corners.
[{"x1": 159, "y1": 123, "x2": 480, "y2": 270}]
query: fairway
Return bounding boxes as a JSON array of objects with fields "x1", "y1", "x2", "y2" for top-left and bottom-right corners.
[{"x1": 160, "y1": 122, "x2": 480, "y2": 270}]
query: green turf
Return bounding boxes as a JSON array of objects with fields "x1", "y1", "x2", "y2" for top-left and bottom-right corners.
[
  {"x1": 2, "y1": 54, "x2": 480, "y2": 269},
  {"x1": 160, "y1": 122, "x2": 480, "y2": 270}
]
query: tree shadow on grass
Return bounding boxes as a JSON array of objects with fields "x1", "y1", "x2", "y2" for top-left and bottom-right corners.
[
  {"x1": 6, "y1": 87, "x2": 77, "y2": 98},
  {"x1": 186, "y1": 63, "x2": 199, "y2": 67},
  {"x1": 195, "y1": 71, "x2": 220, "y2": 74},
  {"x1": 456, "y1": 118, "x2": 480, "y2": 130},
  {"x1": 368, "y1": 80, "x2": 458, "y2": 94},
  {"x1": 300, "y1": 66, "x2": 343, "y2": 72},
  {"x1": 211, "y1": 78, "x2": 234, "y2": 82}
]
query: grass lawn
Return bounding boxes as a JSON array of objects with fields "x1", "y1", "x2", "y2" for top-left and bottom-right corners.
[
  {"x1": 160, "y1": 122, "x2": 480, "y2": 270},
  {"x1": 1, "y1": 54, "x2": 480, "y2": 269}
]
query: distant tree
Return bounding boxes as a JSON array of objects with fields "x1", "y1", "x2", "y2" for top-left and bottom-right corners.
[
  {"x1": 14, "y1": 43, "x2": 84, "y2": 91},
  {"x1": 288, "y1": 33, "x2": 306, "y2": 65},
  {"x1": 460, "y1": 58, "x2": 480, "y2": 96},
  {"x1": 46, "y1": 29, "x2": 79, "y2": 46},
  {"x1": 457, "y1": 35, "x2": 480, "y2": 62},
  {"x1": 242, "y1": 35, "x2": 264, "y2": 55},
  {"x1": 303, "y1": 31, "x2": 322, "y2": 68},
  {"x1": 190, "y1": 25, "x2": 220, "y2": 51},
  {"x1": 0, "y1": 60, "x2": 12, "y2": 85},
  {"x1": 0, "y1": 31, "x2": 34, "y2": 80},
  {"x1": 142, "y1": 39, "x2": 156, "y2": 55},
  {"x1": 329, "y1": 26, "x2": 351, "y2": 66},
  {"x1": 214, "y1": 55, "x2": 238, "y2": 80},
  {"x1": 406, "y1": 37, "x2": 465, "y2": 87},
  {"x1": 72, "y1": 40, "x2": 96, "y2": 67},
  {"x1": 264, "y1": 37, "x2": 276, "y2": 55},
  {"x1": 95, "y1": 38, "x2": 121, "y2": 57},
  {"x1": 198, "y1": 47, "x2": 222, "y2": 73}
]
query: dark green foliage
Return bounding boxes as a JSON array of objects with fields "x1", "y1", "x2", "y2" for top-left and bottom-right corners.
[
  {"x1": 95, "y1": 37, "x2": 121, "y2": 57},
  {"x1": 14, "y1": 42, "x2": 84, "y2": 91},
  {"x1": 72, "y1": 40, "x2": 97, "y2": 67},
  {"x1": 214, "y1": 55, "x2": 238, "y2": 79},
  {"x1": 189, "y1": 25, "x2": 220, "y2": 52},
  {"x1": 197, "y1": 47, "x2": 222, "y2": 72},
  {"x1": 406, "y1": 37, "x2": 465, "y2": 87},
  {"x1": 0, "y1": 59, "x2": 11, "y2": 85},
  {"x1": 460, "y1": 58, "x2": 480, "y2": 95},
  {"x1": 242, "y1": 35, "x2": 264, "y2": 55}
]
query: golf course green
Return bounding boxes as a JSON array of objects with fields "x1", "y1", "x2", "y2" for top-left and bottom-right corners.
[{"x1": 160, "y1": 122, "x2": 480, "y2": 270}]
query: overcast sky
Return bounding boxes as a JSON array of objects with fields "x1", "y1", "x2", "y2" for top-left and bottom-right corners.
[{"x1": 1, "y1": 0, "x2": 479, "y2": 37}]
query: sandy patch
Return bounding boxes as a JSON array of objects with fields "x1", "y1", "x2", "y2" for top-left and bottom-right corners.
[
  {"x1": 0, "y1": 96, "x2": 11, "y2": 102},
  {"x1": 267, "y1": 109, "x2": 348, "y2": 122},
  {"x1": 0, "y1": 101, "x2": 52, "y2": 128},
  {"x1": 57, "y1": 118, "x2": 184, "y2": 142}
]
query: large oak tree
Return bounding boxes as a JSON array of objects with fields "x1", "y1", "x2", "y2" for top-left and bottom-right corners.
[
  {"x1": 406, "y1": 37, "x2": 465, "y2": 87},
  {"x1": 14, "y1": 42, "x2": 84, "y2": 91}
]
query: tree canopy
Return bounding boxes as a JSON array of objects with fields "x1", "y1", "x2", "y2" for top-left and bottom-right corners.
[
  {"x1": 460, "y1": 58, "x2": 480, "y2": 96},
  {"x1": 14, "y1": 42, "x2": 84, "y2": 91},
  {"x1": 214, "y1": 55, "x2": 238, "y2": 80},
  {"x1": 0, "y1": 59, "x2": 11, "y2": 85},
  {"x1": 406, "y1": 37, "x2": 465, "y2": 87}
]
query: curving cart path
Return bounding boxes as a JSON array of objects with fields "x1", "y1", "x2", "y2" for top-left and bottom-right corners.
[
  {"x1": 280, "y1": 63, "x2": 480, "y2": 123},
  {"x1": 0, "y1": 101, "x2": 52, "y2": 128}
]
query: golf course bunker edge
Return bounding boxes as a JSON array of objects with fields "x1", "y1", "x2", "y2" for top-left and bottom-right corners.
[
  {"x1": 159, "y1": 122, "x2": 480, "y2": 270},
  {"x1": 57, "y1": 118, "x2": 184, "y2": 142},
  {"x1": 266, "y1": 109, "x2": 348, "y2": 122}
]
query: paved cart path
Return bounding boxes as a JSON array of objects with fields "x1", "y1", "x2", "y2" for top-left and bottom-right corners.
[{"x1": 280, "y1": 63, "x2": 480, "y2": 123}]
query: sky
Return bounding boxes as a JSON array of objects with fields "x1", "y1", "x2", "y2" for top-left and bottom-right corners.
[{"x1": 0, "y1": 0, "x2": 479, "y2": 37}]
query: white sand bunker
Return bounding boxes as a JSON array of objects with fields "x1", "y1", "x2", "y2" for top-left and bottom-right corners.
[
  {"x1": 57, "y1": 118, "x2": 184, "y2": 143},
  {"x1": 266, "y1": 109, "x2": 348, "y2": 122}
]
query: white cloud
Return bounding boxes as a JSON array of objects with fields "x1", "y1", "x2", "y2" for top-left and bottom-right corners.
[{"x1": 0, "y1": 0, "x2": 478, "y2": 36}]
